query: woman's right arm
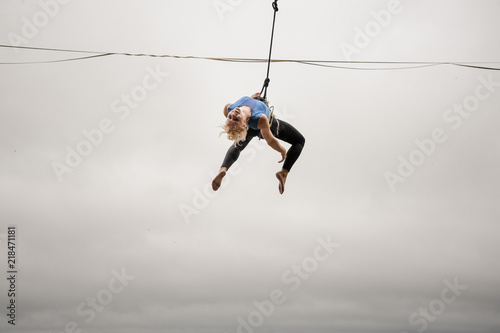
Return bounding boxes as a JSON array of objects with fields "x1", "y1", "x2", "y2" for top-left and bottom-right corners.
[{"x1": 223, "y1": 103, "x2": 231, "y2": 117}]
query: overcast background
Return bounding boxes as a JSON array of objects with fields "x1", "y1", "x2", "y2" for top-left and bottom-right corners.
[{"x1": 1, "y1": 0, "x2": 500, "y2": 332}]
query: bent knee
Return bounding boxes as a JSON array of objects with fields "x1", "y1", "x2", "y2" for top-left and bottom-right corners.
[{"x1": 298, "y1": 135, "x2": 305, "y2": 147}]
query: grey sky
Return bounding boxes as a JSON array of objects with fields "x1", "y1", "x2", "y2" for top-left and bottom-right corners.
[{"x1": 1, "y1": 1, "x2": 500, "y2": 333}]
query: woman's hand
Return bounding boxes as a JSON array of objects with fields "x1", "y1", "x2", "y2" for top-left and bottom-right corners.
[
  {"x1": 250, "y1": 92, "x2": 261, "y2": 99},
  {"x1": 279, "y1": 147, "x2": 287, "y2": 163}
]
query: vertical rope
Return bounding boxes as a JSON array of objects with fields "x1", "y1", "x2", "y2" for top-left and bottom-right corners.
[{"x1": 260, "y1": 0, "x2": 279, "y2": 100}]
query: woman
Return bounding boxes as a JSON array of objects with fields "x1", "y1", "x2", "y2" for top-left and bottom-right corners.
[{"x1": 212, "y1": 92, "x2": 305, "y2": 194}]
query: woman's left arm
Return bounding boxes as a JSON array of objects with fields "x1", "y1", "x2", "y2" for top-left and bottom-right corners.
[{"x1": 258, "y1": 116, "x2": 286, "y2": 163}]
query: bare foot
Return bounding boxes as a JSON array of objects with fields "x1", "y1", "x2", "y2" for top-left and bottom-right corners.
[
  {"x1": 212, "y1": 168, "x2": 227, "y2": 191},
  {"x1": 275, "y1": 169, "x2": 289, "y2": 194}
]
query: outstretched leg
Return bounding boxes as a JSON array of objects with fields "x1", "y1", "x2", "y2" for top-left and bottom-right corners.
[
  {"x1": 212, "y1": 167, "x2": 227, "y2": 191},
  {"x1": 271, "y1": 118, "x2": 305, "y2": 194},
  {"x1": 212, "y1": 129, "x2": 259, "y2": 191}
]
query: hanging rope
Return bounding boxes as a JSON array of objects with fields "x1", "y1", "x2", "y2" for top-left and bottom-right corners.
[{"x1": 260, "y1": 0, "x2": 279, "y2": 100}]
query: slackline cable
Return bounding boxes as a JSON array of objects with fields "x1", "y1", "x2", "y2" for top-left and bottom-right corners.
[{"x1": 0, "y1": 45, "x2": 499, "y2": 71}]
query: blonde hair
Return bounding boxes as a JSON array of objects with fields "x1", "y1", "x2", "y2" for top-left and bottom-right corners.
[{"x1": 220, "y1": 121, "x2": 248, "y2": 146}]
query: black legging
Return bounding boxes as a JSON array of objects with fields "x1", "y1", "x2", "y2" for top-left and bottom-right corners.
[{"x1": 221, "y1": 117, "x2": 305, "y2": 172}]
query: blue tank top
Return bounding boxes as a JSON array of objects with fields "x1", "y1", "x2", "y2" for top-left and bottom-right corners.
[{"x1": 227, "y1": 96, "x2": 270, "y2": 130}]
